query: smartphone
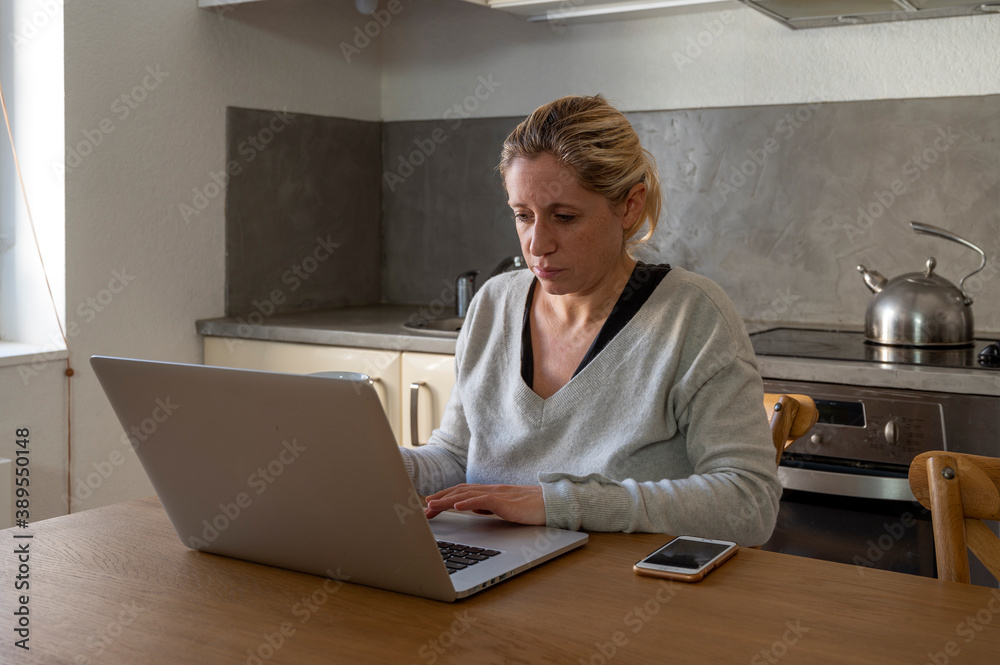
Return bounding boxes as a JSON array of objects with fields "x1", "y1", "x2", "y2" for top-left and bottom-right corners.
[{"x1": 633, "y1": 536, "x2": 738, "y2": 582}]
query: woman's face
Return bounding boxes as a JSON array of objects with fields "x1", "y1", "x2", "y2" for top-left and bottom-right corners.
[{"x1": 505, "y1": 153, "x2": 644, "y2": 297}]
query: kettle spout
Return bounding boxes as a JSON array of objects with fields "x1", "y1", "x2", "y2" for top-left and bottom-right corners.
[{"x1": 856, "y1": 265, "x2": 887, "y2": 294}]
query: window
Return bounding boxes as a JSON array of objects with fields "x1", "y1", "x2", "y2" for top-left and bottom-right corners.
[{"x1": 0, "y1": 0, "x2": 65, "y2": 356}]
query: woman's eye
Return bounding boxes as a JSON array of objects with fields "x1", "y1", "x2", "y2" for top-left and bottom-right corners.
[
  {"x1": 514, "y1": 212, "x2": 532, "y2": 223},
  {"x1": 555, "y1": 214, "x2": 576, "y2": 223}
]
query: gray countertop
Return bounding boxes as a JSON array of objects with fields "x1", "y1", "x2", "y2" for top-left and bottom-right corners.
[
  {"x1": 196, "y1": 305, "x2": 458, "y2": 355},
  {"x1": 197, "y1": 306, "x2": 1000, "y2": 397},
  {"x1": 757, "y1": 355, "x2": 1000, "y2": 398}
]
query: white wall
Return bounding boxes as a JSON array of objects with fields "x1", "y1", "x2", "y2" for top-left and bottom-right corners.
[
  {"x1": 3, "y1": 0, "x2": 382, "y2": 518},
  {"x1": 382, "y1": 1, "x2": 1000, "y2": 120}
]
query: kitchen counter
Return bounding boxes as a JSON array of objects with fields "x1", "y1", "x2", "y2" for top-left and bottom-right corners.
[
  {"x1": 197, "y1": 306, "x2": 1000, "y2": 396},
  {"x1": 748, "y1": 324, "x2": 1000, "y2": 398},
  {"x1": 196, "y1": 305, "x2": 458, "y2": 355},
  {"x1": 756, "y1": 354, "x2": 1000, "y2": 397}
]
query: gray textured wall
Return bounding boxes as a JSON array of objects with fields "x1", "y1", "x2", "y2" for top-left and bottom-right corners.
[
  {"x1": 224, "y1": 96, "x2": 1000, "y2": 334},
  {"x1": 381, "y1": 116, "x2": 523, "y2": 307},
  {"x1": 382, "y1": 96, "x2": 1000, "y2": 333},
  {"x1": 225, "y1": 106, "x2": 382, "y2": 316}
]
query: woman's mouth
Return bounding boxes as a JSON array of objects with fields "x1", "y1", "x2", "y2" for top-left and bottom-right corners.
[{"x1": 533, "y1": 266, "x2": 563, "y2": 279}]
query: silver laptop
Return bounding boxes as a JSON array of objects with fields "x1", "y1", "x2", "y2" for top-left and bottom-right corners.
[{"x1": 90, "y1": 355, "x2": 588, "y2": 601}]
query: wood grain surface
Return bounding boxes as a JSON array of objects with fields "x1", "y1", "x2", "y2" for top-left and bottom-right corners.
[
  {"x1": 910, "y1": 451, "x2": 1000, "y2": 521},
  {"x1": 2, "y1": 497, "x2": 999, "y2": 664},
  {"x1": 927, "y1": 454, "x2": 972, "y2": 583}
]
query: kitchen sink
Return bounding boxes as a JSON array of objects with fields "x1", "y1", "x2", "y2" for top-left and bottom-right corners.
[{"x1": 403, "y1": 316, "x2": 463, "y2": 336}]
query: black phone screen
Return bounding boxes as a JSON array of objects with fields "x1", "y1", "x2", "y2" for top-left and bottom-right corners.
[{"x1": 644, "y1": 539, "x2": 732, "y2": 570}]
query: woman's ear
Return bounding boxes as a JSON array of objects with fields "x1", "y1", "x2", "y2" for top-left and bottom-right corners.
[{"x1": 620, "y1": 182, "x2": 647, "y2": 231}]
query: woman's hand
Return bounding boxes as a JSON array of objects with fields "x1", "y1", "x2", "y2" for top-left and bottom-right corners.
[{"x1": 424, "y1": 484, "x2": 546, "y2": 526}]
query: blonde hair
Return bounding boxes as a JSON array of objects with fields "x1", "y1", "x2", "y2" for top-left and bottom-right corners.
[{"x1": 498, "y1": 94, "x2": 661, "y2": 248}]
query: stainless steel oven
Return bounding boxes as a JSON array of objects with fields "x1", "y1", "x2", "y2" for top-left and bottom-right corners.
[{"x1": 750, "y1": 328, "x2": 1000, "y2": 587}]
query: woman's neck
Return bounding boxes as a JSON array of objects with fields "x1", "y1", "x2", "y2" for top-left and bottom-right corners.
[{"x1": 535, "y1": 254, "x2": 637, "y2": 330}]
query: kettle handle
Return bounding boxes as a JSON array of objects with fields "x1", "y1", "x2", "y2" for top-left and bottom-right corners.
[{"x1": 910, "y1": 221, "x2": 986, "y2": 305}]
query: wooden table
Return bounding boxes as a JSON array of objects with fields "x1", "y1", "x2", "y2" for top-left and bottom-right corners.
[{"x1": 2, "y1": 497, "x2": 999, "y2": 664}]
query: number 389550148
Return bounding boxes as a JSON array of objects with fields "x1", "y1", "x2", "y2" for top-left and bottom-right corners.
[{"x1": 15, "y1": 428, "x2": 29, "y2": 522}]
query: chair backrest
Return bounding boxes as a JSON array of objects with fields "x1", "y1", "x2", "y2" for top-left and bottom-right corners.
[
  {"x1": 908, "y1": 451, "x2": 1000, "y2": 584},
  {"x1": 763, "y1": 393, "x2": 819, "y2": 466}
]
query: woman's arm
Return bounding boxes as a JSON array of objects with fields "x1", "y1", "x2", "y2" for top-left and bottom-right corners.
[
  {"x1": 398, "y1": 424, "x2": 469, "y2": 496},
  {"x1": 539, "y1": 357, "x2": 781, "y2": 546}
]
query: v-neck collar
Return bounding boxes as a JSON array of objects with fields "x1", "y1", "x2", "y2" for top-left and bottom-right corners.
[
  {"x1": 520, "y1": 262, "x2": 671, "y2": 390},
  {"x1": 514, "y1": 263, "x2": 672, "y2": 424}
]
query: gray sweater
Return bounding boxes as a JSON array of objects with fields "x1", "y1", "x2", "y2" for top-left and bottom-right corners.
[{"x1": 400, "y1": 267, "x2": 781, "y2": 546}]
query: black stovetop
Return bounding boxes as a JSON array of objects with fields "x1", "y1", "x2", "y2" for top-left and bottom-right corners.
[{"x1": 748, "y1": 328, "x2": 1000, "y2": 371}]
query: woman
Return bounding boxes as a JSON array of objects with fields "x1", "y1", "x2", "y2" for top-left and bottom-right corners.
[{"x1": 399, "y1": 95, "x2": 780, "y2": 546}]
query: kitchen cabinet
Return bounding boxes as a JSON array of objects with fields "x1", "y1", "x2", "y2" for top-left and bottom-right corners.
[
  {"x1": 203, "y1": 338, "x2": 455, "y2": 448},
  {"x1": 204, "y1": 337, "x2": 403, "y2": 442},
  {"x1": 400, "y1": 352, "x2": 456, "y2": 448}
]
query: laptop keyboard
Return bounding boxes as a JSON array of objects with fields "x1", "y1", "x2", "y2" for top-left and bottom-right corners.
[{"x1": 437, "y1": 540, "x2": 502, "y2": 574}]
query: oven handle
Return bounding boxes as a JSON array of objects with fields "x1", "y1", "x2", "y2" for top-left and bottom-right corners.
[{"x1": 777, "y1": 466, "x2": 917, "y2": 502}]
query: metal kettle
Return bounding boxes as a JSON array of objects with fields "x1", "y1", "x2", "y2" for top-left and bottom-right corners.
[{"x1": 856, "y1": 221, "x2": 987, "y2": 347}]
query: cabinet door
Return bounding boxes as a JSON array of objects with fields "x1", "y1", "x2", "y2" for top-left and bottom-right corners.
[
  {"x1": 204, "y1": 338, "x2": 402, "y2": 444},
  {"x1": 399, "y1": 352, "x2": 456, "y2": 448}
]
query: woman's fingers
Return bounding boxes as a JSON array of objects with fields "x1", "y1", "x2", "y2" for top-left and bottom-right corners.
[{"x1": 424, "y1": 484, "x2": 545, "y2": 525}]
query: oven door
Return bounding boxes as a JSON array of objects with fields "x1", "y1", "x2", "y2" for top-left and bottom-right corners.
[
  {"x1": 762, "y1": 462, "x2": 937, "y2": 580},
  {"x1": 765, "y1": 461, "x2": 998, "y2": 587},
  {"x1": 760, "y1": 378, "x2": 1000, "y2": 587}
]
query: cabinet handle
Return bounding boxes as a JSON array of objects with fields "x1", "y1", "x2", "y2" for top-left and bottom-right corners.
[{"x1": 410, "y1": 381, "x2": 426, "y2": 446}]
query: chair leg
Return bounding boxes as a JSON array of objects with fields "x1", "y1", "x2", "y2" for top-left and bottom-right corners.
[{"x1": 927, "y1": 455, "x2": 970, "y2": 584}]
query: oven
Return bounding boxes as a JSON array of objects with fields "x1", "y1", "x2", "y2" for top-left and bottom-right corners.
[{"x1": 749, "y1": 328, "x2": 1000, "y2": 588}]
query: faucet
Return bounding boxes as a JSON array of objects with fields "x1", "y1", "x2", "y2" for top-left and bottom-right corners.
[
  {"x1": 489, "y1": 255, "x2": 526, "y2": 278},
  {"x1": 455, "y1": 270, "x2": 479, "y2": 318},
  {"x1": 454, "y1": 256, "x2": 526, "y2": 317}
]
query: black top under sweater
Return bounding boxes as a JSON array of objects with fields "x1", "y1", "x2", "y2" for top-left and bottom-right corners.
[{"x1": 520, "y1": 262, "x2": 672, "y2": 389}]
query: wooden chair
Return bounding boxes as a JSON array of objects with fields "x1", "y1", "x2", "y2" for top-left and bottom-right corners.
[
  {"x1": 908, "y1": 451, "x2": 1000, "y2": 584},
  {"x1": 763, "y1": 393, "x2": 819, "y2": 466},
  {"x1": 746, "y1": 394, "x2": 818, "y2": 551}
]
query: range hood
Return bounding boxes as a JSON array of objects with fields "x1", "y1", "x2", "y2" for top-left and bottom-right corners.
[
  {"x1": 739, "y1": 0, "x2": 1000, "y2": 29},
  {"x1": 466, "y1": 0, "x2": 1000, "y2": 25},
  {"x1": 467, "y1": 0, "x2": 740, "y2": 23}
]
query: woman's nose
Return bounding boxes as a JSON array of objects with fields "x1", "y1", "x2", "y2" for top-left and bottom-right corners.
[{"x1": 528, "y1": 219, "x2": 555, "y2": 256}]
